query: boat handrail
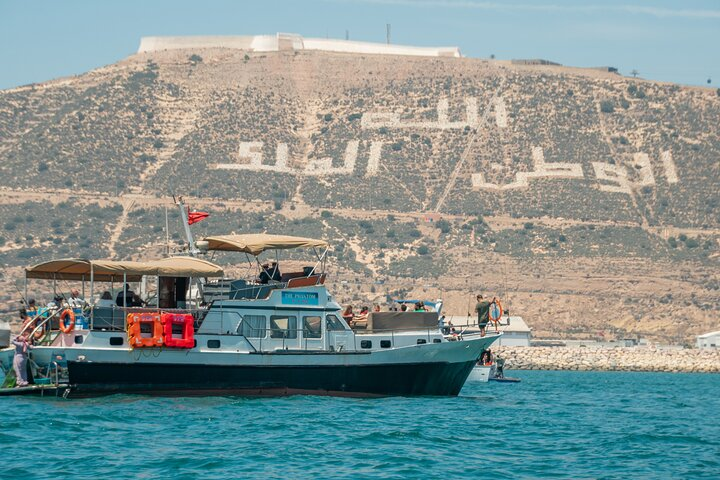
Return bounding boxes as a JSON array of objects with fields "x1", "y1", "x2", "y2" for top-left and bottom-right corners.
[{"x1": 21, "y1": 309, "x2": 62, "y2": 344}]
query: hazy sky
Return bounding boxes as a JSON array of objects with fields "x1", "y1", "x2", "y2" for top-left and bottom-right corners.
[{"x1": 0, "y1": 0, "x2": 718, "y2": 90}]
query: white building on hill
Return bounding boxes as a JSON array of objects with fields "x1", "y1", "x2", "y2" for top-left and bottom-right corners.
[
  {"x1": 697, "y1": 331, "x2": 720, "y2": 349},
  {"x1": 138, "y1": 33, "x2": 462, "y2": 58}
]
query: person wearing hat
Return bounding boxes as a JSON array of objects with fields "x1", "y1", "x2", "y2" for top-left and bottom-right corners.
[{"x1": 473, "y1": 294, "x2": 491, "y2": 337}]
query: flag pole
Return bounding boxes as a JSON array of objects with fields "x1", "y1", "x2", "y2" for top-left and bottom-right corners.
[
  {"x1": 177, "y1": 197, "x2": 198, "y2": 256},
  {"x1": 165, "y1": 205, "x2": 170, "y2": 255}
]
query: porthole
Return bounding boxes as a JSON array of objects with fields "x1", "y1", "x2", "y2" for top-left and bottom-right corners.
[
  {"x1": 109, "y1": 337, "x2": 124, "y2": 346},
  {"x1": 207, "y1": 339, "x2": 221, "y2": 349},
  {"x1": 74, "y1": 335, "x2": 84, "y2": 344},
  {"x1": 380, "y1": 340, "x2": 391, "y2": 348},
  {"x1": 417, "y1": 339, "x2": 427, "y2": 344},
  {"x1": 360, "y1": 340, "x2": 372, "y2": 349}
]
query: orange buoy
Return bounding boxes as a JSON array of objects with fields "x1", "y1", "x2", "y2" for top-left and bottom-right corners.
[{"x1": 59, "y1": 309, "x2": 76, "y2": 333}]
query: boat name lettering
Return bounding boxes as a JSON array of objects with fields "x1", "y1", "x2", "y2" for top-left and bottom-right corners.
[{"x1": 282, "y1": 292, "x2": 319, "y2": 305}]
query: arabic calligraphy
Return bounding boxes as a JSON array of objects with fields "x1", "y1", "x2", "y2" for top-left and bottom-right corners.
[
  {"x1": 214, "y1": 141, "x2": 384, "y2": 176},
  {"x1": 472, "y1": 147, "x2": 584, "y2": 190},
  {"x1": 472, "y1": 149, "x2": 678, "y2": 194},
  {"x1": 361, "y1": 97, "x2": 509, "y2": 130}
]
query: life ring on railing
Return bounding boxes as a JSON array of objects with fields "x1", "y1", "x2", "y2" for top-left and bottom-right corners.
[{"x1": 59, "y1": 309, "x2": 76, "y2": 333}]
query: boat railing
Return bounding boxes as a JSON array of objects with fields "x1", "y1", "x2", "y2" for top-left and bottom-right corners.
[
  {"x1": 21, "y1": 310, "x2": 63, "y2": 345},
  {"x1": 204, "y1": 274, "x2": 327, "y2": 302},
  {"x1": 90, "y1": 306, "x2": 207, "y2": 331}
]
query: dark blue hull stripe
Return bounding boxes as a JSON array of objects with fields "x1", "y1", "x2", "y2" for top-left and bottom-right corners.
[{"x1": 67, "y1": 360, "x2": 476, "y2": 397}]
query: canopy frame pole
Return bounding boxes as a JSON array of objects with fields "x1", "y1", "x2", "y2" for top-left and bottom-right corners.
[
  {"x1": 123, "y1": 273, "x2": 127, "y2": 309},
  {"x1": 156, "y1": 275, "x2": 160, "y2": 311},
  {"x1": 90, "y1": 267, "x2": 94, "y2": 330},
  {"x1": 53, "y1": 274, "x2": 56, "y2": 296},
  {"x1": 82, "y1": 275, "x2": 85, "y2": 299},
  {"x1": 24, "y1": 276, "x2": 27, "y2": 307}
]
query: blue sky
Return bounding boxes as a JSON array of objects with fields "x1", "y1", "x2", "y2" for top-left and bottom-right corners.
[{"x1": 0, "y1": 0, "x2": 718, "y2": 89}]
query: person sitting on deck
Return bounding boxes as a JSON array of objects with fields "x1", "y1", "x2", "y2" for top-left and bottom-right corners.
[
  {"x1": 25, "y1": 298, "x2": 38, "y2": 318},
  {"x1": 270, "y1": 261, "x2": 281, "y2": 282},
  {"x1": 116, "y1": 284, "x2": 135, "y2": 307},
  {"x1": 341, "y1": 305, "x2": 354, "y2": 326},
  {"x1": 95, "y1": 291, "x2": 115, "y2": 308},
  {"x1": 353, "y1": 306, "x2": 369, "y2": 328},
  {"x1": 373, "y1": 304, "x2": 381, "y2": 313},
  {"x1": 68, "y1": 288, "x2": 88, "y2": 310},
  {"x1": 19, "y1": 298, "x2": 38, "y2": 331},
  {"x1": 258, "y1": 262, "x2": 281, "y2": 284},
  {"x1": 400, "y1": 304, "x2": 408, "y2": 312},
  {"x1": 258, "y1": 263, "x2": 271, "y2": 284},
  {"x1": 414, "y1": 302, "x2": 427, "y2": 312}
]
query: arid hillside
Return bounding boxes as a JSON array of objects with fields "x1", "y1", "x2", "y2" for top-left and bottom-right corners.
[{"x1": 0, "y1": 49, "x2": 718, "y2": 343}]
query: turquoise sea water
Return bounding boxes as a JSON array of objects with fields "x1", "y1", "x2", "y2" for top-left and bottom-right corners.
[{"x1": 1, "y1": 370, "x2": 719, "y2": 479}]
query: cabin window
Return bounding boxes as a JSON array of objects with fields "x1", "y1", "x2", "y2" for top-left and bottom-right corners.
[
  {"x1": 417, "y1": 339, "x2": 427, "y2": 344},
  {"x1": 207, "y1": 339, "x2": 221, "y2": 349},
  {"x1": 433, "y1": 339, "x2": 442, "y2": 343},
  {"x1": 270, "y1": 315, "x2": 297, "y2": 339},
  {"x1": 360, "y1": 340, "x2": 372, "y2": 349},
  {"x1": 303, "y1": 316, "x2": 322, "y2": 339},
  {"x1": 203, "y1": 311, "x2": 243, "y2": 335},
  {"x1": 380, "y1": 340, "x2": 391, "y2": 348},
  {"x1": 109, "y1": 337, "x2": 124, "y2": 346},
  {"x1": 241, "y1": 315, "x2": 267, "y2": 338},
  {"x1": 325, "y1": 314, "x2": 347, "y2": 331},
  {"x1": 74, "y1": 335, "x2": 84, "y2": 344}
]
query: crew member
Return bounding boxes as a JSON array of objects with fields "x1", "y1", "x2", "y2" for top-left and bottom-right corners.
[
  {"x1": 116, "y1": 284, "x2": 135, "y2": 307},
  {"x1": 474, "y1": 294, "x2": 491, "y2": 337}
]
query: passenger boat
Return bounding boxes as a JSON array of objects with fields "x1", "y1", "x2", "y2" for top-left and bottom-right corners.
[{"x1": 0, "y1": 232, "x2": 500, "y2": 398}]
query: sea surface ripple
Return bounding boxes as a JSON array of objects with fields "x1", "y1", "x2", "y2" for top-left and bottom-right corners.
[{"x1": 1, "y1": 370, "x2": 719, "y2": 479}]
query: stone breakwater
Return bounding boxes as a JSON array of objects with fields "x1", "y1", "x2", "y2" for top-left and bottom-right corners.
[{"x1": 496, "y1": 346, "x2": 720, "y2": 373}]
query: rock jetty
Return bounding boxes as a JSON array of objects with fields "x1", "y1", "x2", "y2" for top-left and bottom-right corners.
[{"x1": 497, "y1": 346, "x2": 720, "y2": 373}]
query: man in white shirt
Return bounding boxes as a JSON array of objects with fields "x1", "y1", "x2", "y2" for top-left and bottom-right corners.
[{"x1": 68, "y1": 288, "x2": 88, "y2": 309}]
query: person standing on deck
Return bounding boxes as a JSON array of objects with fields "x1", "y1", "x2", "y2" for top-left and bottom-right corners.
[
  {"x1": 12, "y1": 331, "x2": 33, "y2": 387},
  {"x1": 474, "y1": 294, "x2": 491, "y2": 337}
]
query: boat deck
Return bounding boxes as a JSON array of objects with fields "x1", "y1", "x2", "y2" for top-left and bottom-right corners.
[{"x1": 0, "y1": 383, "x2": 72, "y2": 397}]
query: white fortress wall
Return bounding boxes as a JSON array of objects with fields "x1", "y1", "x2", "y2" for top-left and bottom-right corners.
[
  {"x1": 138, "y1": 33, "x2": 461, "y2": 57},
  {"x1": 302, "y1": 38, "x2": 460, "y2": 57}
]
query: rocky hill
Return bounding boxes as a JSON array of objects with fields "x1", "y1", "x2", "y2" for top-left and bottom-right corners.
[{"x1": 0, "y1": 48, "x2": 718, "y2": 343}]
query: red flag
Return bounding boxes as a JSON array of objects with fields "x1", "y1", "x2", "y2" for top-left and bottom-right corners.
[{"x1": 187, "y1": 209, "x2": 209, "y2": 225}]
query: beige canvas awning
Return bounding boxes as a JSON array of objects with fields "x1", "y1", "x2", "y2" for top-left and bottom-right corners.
[
  {"x1": 26, "y1": 257, "x2": 223, "y2": 281},
  {"x1": 149, "y1": 257, "x2": 224, "y2": 277},
  {"x1": 202, "y1": 234, "x2": 329, "y2": 256}
]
